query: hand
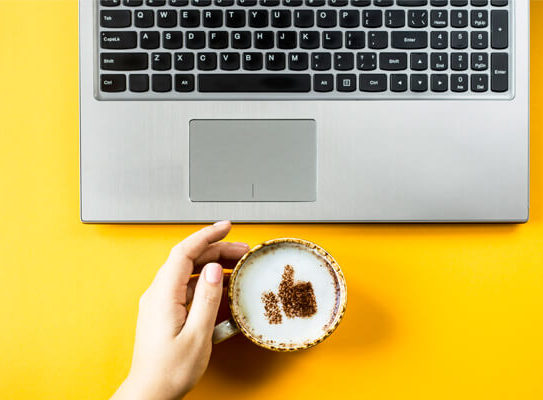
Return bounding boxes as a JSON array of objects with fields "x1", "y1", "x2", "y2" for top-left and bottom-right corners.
[{"x1": 111, "y1": 221, "x2": 249, "y2": 400}]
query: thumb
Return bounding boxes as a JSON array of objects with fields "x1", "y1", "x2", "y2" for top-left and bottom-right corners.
[{"x1": 183, "y1": 263, "x2": 224, "y2": 342}]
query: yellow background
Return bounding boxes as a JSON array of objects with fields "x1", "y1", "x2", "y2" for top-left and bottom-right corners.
[{"x1": 0, "y1": 1, "x2": 542, "y2": 399}]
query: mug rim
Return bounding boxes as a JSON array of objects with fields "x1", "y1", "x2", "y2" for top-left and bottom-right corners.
[{"x1": 227, "y1": 237, "x2": 347, "y2": 352}]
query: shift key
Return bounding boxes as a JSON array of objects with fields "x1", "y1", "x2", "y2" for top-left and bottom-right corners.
[{"x1": 101, "y1": 53, "x2": 148, "y2": 70}]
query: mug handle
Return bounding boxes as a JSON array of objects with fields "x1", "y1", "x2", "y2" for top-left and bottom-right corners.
[{"x1": 212, "y1": 318, "x2": 240, "y2": 344}]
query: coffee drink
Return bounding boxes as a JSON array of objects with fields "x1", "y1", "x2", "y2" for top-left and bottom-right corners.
[{"x1": 230, "y1": 239, "x2": 346, "y2": 351}]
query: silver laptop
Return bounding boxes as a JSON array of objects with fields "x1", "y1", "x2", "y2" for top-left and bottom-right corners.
[{"x1": 80, "y1": 0, "x2": 529, "y2": 222}]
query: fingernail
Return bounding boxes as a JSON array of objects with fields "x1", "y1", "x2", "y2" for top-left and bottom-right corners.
[
  {"x1": 234, "y1": 242, "x2": 250, "y2": 249},
  {"x1": 213, "y1": 220, "x2": 231, "y2": 228},
  {"x1": 205, "y1": 263, "x2": 223, "y2": 284}
]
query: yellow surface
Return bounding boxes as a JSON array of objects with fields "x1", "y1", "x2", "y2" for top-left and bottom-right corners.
[{"x1": 0, "y1": 1, "x2": 542, "y2": 399}]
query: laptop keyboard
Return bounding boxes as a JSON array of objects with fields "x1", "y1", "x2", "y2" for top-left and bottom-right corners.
[{"x1": 97, "y1": 0, "x2": 512, "y2": 99}]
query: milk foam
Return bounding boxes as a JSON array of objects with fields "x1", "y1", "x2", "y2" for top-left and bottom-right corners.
[{"x1": 233, "y1": 242, "x2": 341, "y2": 348}]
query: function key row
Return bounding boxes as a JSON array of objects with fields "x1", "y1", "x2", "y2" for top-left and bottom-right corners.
[
  {"x1": 101, "y1": 0, "x2": 509, "y2": 7},
  {"x1": 100, "y1": 71, "x2": 507, "y2": 94}
]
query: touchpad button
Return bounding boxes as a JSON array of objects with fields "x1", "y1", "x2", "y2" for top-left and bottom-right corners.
[{"x1": 189, "y1": 120, "x2": 316, "y2": 202}]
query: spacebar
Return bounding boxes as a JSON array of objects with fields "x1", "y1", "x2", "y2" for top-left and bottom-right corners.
[{"x1": 198, "y1": 74, "x2": 311, "y2": 92}]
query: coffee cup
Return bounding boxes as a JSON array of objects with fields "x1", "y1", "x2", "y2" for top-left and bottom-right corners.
[{"x1": 212, "y1": 238, "x2": 347, "y2": 351}]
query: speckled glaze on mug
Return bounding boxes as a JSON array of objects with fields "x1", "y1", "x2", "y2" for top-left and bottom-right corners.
[{"x1": 213, "y1": 238, "x2": 347, "y2": 352}]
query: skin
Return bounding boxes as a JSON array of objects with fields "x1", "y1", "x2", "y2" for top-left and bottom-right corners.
[{"x1": 111, "y1": 221, "x2": 249, "y2": 400}]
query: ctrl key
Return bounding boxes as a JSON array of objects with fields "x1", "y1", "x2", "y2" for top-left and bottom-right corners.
[{"x1": 100, "y1": 74, "x2": 126, "y2": 92}]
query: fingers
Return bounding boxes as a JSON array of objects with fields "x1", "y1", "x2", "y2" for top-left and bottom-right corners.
[
  {"x1": 158, "y1": 221, "x2": 232, "y2": 303},
  {"x1": 186, "y1": 272, "x2": 231, "y2": 304},
  {"x1": 194, "y1": 241, "x2": 249, "y2": 269},
  {"x1": 182, "y1": 263, "x2": 224, "y2": 341}
]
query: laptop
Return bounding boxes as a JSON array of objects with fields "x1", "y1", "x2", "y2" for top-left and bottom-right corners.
[{"x1": 80, "y1": 0, "x2": 529, "y2": 222}]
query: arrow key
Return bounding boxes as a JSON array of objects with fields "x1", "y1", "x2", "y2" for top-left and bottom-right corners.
[
  {"x1": 431, "y1": 74, "x2": 448, "y2": 92},
  {"x1": 390, "y1": 74, "x2": 408, "y2": 92},
  {"x1": 410, "y1": 74, "x2": 428, "y2": 92}
]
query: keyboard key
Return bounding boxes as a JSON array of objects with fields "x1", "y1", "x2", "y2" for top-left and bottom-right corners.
[
  {"x1": 295, "y1": 10, "x2": 314, "y2": 27},
  {"x1": 431, "y1": 0, "x2": 447, "y2": 6},
  {"x1": 385, "y1": 10, "x2": 405, "y2": 28},
  {"x1": 209, "y1": 31, "x2": 229, "y2": 49},
  {"x1": 289, "y1": 52, "x2": 309, "y2": 70},
  {"x1": 471, "y1": 52, "x2": 488, "y2": 70},
  {"x1": 100, "y1": 10, "x2": 131, "y2": 28},
  {"x1": 198, "y1": 74, "x2": 311, "y2": 92},
  {"x1": 215, "y1": 0, "x2": 234, "y2": 5},
  {"x1": 284, "y1": 0, "x2": 303, "y2": 5},
  {"x1": 379, "y1": 52, "x2": 407, "y2": 70},
  {"x1": 198, "y1": 52, "x2": 218, "y2": 70},
  {"x1": 346, "y1": 31, "x2": 365, "y2": 49},
  {"x1": 180, "y1": 10, "x2": 200, "y2": 27},
  {"x1": 334, "y1": 52, "x2": 354, "y2": 70},
  {"x1": 220, "y1": 52, "x2": 240, "y2": 70},
  {"x1": 451, "y1": 74, "x2": 469, "y2": 92},
  {"x1": 430, "y1": 9, "x2": 447, "y2": 28},
  {"x1": 174, "y1": 52, "x2": 195, "y2": 70},
  {"x1": 363, "y1": 10, "x2": 382, "y2": 27},
  {"x1": 232, "y1": 31, "x2": 251, "y2": 48},
  {"x1": 312, "y1": 52, "x2": 331, "y2": 70},
  {"x1": 491, "y1": 10, "x2": 508, "y2": 49},
  {"x1": 266, "y1": 52, "x2": 286, "y2": 70},
  {"x1": 451, "y1": 52, "x2": 468, "y2": 70},
  {"x1": 170, "y1": 0, "x2": 189, "y2": 5},
  {"x1": 101, "y1": 74, "x2": 126, "y2": 92},
  {"x1": 277, "y1": 31, "x2": 297, "y2": 49},
  {"x1": 317, "y1": 10, "x2": 337, "y2": 27},
  {"x1": 431, "y1": 74, "x2": 448, "y2": 92},
  {"x1": 451, "y1": 31, "x2": 468, "y2": 49},
  {"x1": 391, "y1": 31, "x2": 427, "y2": 49},
  {"x1": 226, "y1": 10, "x2": 246, "y2": 27},
  {"x1": 250, "y1": 10, "x2": 269, "y2": 27},
  {"x1": 351, "y1": 0, "x2": 370, "y2": 5},
  {"x1": 261, "y1": 0, "x2": 280, "y2": 5},
  {"x1": 323, "y1": 31, "x2": 342, "y2": 49},
  {"x1": 152, "y1": 52, "x2": 172, "y2": 70},
  {"x1": 192, "y1": 0, "x2": 211, "y2": 5},
  {"x1": 147, "y1": 0, "x2": 166, "y2": 5},
  {"x1": 471, "y1": 74, "x2": 488, "y2": 92},
  {"x1": 430, "y1": 52, "x2": 448, "y2": 70},
  {"x1": 410, "y1": 53, "x2": 427, "y2": 70},
  {"x1": 175, "y1": 74, "x2": 195, "y2": 91},
  {"x1": 203, "y1": 10, "x2": 223, "y2": 27},
  {"x1": 129, "y1": 74, "x2": 149, "y2": 92},
  {"x1": 100, "y1": 31, "x2": 137, "y2": 49},
  {"x1": 124, "y1": 0, "x2": 144, "y2": 5},
  {"x1": 408, "y1": 10, "x2": 428, "y2": 28},
  {"x1": 329, "y1": 0, "x2": 349, "y2": 6},
  {"x1": 186, "y1": 31, "x2": 206, "y2": 48},
  {"x1": 300, "y1": 31, "x2": 320, "y2": 49},
  {"x1": 451, "y1": 0, "x2": 467, "y2": 5},
  {"x1": 410, "y1": 74, "x2": 428, "y2": 92},
  {"x1": 272, "y1": 10, "x2": 291, "y2": 27},
  {"x1": 101, "y1": 0, "x2": 121, "y2": 6},
  {"x1": 471, "y1": 31, "x2": 488, "y2": 49},
  {"x1": 430, "y1": 31, "x2": 448, "y2": 49},
  {"x1": 471, "y1": 0, "x2": 488, "y2": 6},
  {"x1": 357, "y1": 52, "x2": 377, "y2": 70},
  {"x1": 152, "y1": 74, "x2": 172, "y2": 92},
  {"x1": 243, "y1": 52, "x2": 263, "y2": 70},
  {"x1": 101, "y1": 53, "x2": 148, "y2": 70},
  {"x1": 397, "y1": 0, "x2": 427, "y2": 5},
  {"x1": 135, "y1": 10, "x2": 154, "y2": 27},
  {"x1": 451, "y1": 10, "x2": 468, "y2": 28},
  {"x1": 157, "y1": 10, "x2": 177, "y2": 27},
  {"x1": 254, "y1": 31, "x2": 274, "y2": 48},
  {"x1": 360, "y1": 74, "x2": 387, "y2": 92},
  {"x1": 390, "y1": 74, "x2": 408, "y2": 92},
  {"x1": 163, "y1": 31, "x2": 183, "y2": 49},
  {"x1": 471, "y1": 10, "x2": 488, "y2": 28},
  {"x1": 337, "y1": 74, "x2": 356, "y2": 92},
  {"x1": 374, "y1": 0, "x2": 393, "y2": 6},
  {"x1": 491, "y1": 53, "x2": 508, "y2": 92},
  {"x1": 339, "y1": 10, "x2": 359, "y2": 28},
  {"x1": 314, "y1": 74, "x2": 334, "y2": 92},
  {"x1": 239, "y1": 0, "x2": 257, "y2": 5},
  {"x1": 368, "y1": 31, "x2": 388, "y2": 49},
  {"x1": 491, "y1": 0, "x2": 508, "y2": 6}
]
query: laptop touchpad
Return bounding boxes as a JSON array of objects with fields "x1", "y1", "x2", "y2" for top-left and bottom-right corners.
[{"x1": 189, "y1": 120, "x2": 316, "y2": 202}]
